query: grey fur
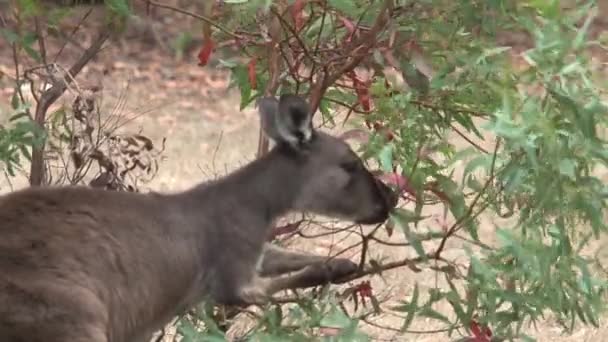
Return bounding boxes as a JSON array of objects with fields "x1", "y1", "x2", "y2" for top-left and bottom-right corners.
[{"x1": 0, "y1": 94, "x2": 398, "y2": 342}]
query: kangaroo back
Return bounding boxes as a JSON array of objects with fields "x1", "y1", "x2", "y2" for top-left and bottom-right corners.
[{"x1": 0, "y1": 94, "x2": 398, "y2": 342}]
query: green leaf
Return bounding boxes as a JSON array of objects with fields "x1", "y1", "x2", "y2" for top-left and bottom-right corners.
[
  {"x1": 390, "y1": 209, "x2": 427, "y2": 259},
  {"x1": 217, "y1": 58, "x2": 239, "y2": 68},
  {"x1": 319, "y1": 98, "x2": 335, "y2": 126},
  {"x1": 558, "y1": 159, "x2": 576, "y2": 180},
  {"x1": 176, "y1": 319, "x2": 206, "y2": 342},
  {"x1": 418, "y1": 306, "x2": 451, "y2": 325},
  {"x1": 10, "y1": 90, "x2": 20, "y2": 110},
  {"x1": 463, "y1": 154, "x2": 492, "y2": 178},
  {"x1": 370, "y1": 295, "x2": 382, "y2": 314},
  {"x1": 476, "y1": 46, "x2": 511, "y2": 64},
  {"x1": 320, "y1": 305, "x2": 352, "y2": 329},
  {"x1": 104, "y1": 0, "x2": 131, "y2": 17},
  {"x1": 445, "y1": 276, "x2": 466, "y2": 321},
  {"x1": 378, "y1": 143, "x2": 393, "y2": 172},
  {"x1": 435, "y1": 174, "x2": 467, "y2": 222},
  {"x1": 527, "y1": 0, "x2": 560, "y2": 18},
  {"x1": 230, "y1": 64, "x2": 254, "y2": 110},
  {"x1": 9, "y1": 112, "x2": 30, "y2": 122},
  {"x1": 16, "y1": 0, "x2": 39, "y2": 17},
  {"x1": 18, "y1": 144, "x2": 31, "y2": 161},
  {"x1": 0, "y1": 28, "x2": 20, "y2": 44},
  {"x1": 573, "y1": 9, "x2": 594, "y2": 50},
  {"x1": 328, "y1": 0, "x2": 359, "y2": 16},
  {"x1": 399, "y1": 283, "x2": 419, "y2": 332}
]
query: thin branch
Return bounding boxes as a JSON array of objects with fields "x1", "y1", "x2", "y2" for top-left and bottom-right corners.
[
  {"x1": 144, "y1": 0, "x2": 241, "y2": 39},
  {"x1": 410, "y1": 99, "x2": 490, "y2": 118},
  {"x1": 34, "y1": 17, "x2": 48, "y2": 67},
  {"x1": 313, "y1": 2, "x2": 328, "y2": 55},
  {"x1": 309, "y1": 0, "x2": 394, "y2": 115},
  {"x1": 434, "y1": 139, "x2": 501, "y2": 258},
  {"x1": 0, "y1": 13, "x2": 27, "y2": 106},
  {"x1": 449, "y1": 123, "x2": 489, "y2": 154},
  {"x1": 270, "y1": 6, "x2": 319, "y2": 66},
  {"x1": 53, "y1": 7, "x2": 93, "y2": 63},
  {"x1": 336, "y1": 253, "x2": 443, "y2": 283}
]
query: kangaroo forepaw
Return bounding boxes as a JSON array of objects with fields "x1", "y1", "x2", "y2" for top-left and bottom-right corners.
[
  {"x1": 298, "y1": 258, "x2": 358, "y2": 287},
  {"x1": 239, "y1": 287, "x2": 271, "y2": 306},
  {"x1": 325, "y1": 258, "x2": 358, "y2": 282}
]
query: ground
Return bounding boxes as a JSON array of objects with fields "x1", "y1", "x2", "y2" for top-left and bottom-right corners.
[{"x1": 0, "y1": 3, "x2": 607, "y2": 341}]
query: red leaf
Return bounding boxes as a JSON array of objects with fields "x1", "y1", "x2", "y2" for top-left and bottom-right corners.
[
  {"x1": 248, "y1": 58, "x2": 257, "y2": 89},
  {"x1": 291, "y1": 0, "x2": 306, "y2": 31},
  {"x1": 348, "y1": 72, "x2": 371, "y2": 112},
  {"x1": 377, "y1": 172, "x2": 417, "y2": 198},
  {"x1": 469, "y1": 321, "x2": 492, "y2": 342},
  {"x1": 355, "y1": 281, "x2": 373, "y2": 298},
  {"x1": 197, "y1": 39, "x2": 215, "y2": 66},
  {"x1": 339, "y1": 16, "x2": 356, "y2": 42}
]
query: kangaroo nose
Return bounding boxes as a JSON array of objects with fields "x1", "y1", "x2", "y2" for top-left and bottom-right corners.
[{"x1": 375, "y1": 178, "x2": 399, "y2": 209}]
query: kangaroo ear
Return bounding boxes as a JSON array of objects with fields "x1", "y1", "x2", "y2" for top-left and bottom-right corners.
[{"x1": 256, "y1": 94, "x2": 314, "y2": 148}]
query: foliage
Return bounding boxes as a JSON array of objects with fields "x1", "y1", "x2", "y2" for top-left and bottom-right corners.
[
  {"x1": 180, "y1": 0, "x2": 608, "y2": 341},
  {"x1": 0, "y1": 96, "x2": 45, "y2": 178}
]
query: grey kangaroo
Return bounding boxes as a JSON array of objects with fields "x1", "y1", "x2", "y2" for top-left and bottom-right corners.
[{"x1": 0, "y1": 94, "x2": 398, "y2": 342}]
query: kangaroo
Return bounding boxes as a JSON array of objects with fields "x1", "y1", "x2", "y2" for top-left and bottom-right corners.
[{"x1": 0, "y1": 94, "x2": 398, "y2": 342}]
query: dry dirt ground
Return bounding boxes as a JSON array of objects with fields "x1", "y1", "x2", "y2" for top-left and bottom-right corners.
[{"x1": 1, "y1": 5, "x2": 608, "y2": 342}]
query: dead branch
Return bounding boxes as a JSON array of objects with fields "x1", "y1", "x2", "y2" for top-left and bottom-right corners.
[{"x1": 29, "y1": 28, "x2": 111, "y2": 186}]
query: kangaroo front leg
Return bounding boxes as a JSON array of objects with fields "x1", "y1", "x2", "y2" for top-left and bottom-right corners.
[
  {"x1": 235, "y1": 258, "x2": 358, "y2": 306},
  {"x1": 261, "y1": 258, "x2": 358, "y2": 296},
  {"x1": 277, "y1": 258, "x2": 357, "y2": 292},
  {"x1": 258, "y1": 244, "x2": 334, "y2": 276}
]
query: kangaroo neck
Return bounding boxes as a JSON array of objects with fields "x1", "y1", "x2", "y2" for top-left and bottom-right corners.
[{"x1": 181, "y1": 147, "x2": 303, "y2": 224}]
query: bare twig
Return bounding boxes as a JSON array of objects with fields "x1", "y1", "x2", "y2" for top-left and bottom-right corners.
[
  {"x1": 270, "y1": 6, "x2": 318, "y2": 65},
  {"x1": 34, "y1": 17, "x2": 48, "y2": 68},
  {"x1": 144, "y1": 0, "x2": 241, "y2": 39},
  {"x1": 0, "y1": 13, "x2": 27, "y2": 107},
  {"x1": 53, "y1": 8, "x2": 93, "y2": 63}
]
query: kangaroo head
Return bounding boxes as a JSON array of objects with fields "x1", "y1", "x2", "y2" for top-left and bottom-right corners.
[{"x1": 257, "y1": 94, "x2": 398, "y2": 224}]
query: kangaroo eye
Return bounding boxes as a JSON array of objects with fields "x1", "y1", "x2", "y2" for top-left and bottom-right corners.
[{"x1": 341, "y1": 160, "x2": 359, "y2": 173}]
